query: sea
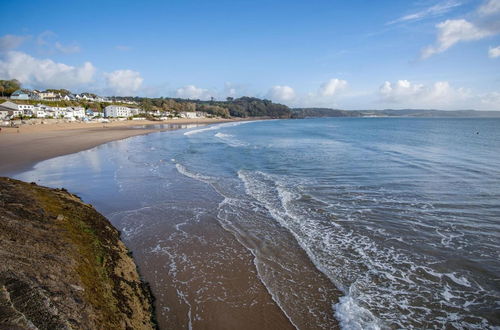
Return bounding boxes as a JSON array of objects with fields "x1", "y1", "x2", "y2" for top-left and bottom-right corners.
[{"x1": 15, "y1": 118, "x2": 500, "y2": 329}]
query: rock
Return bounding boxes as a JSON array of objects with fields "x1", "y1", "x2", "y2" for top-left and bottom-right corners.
[{"x1": 0, "y1": 177, "x2": 156, "y2": 329}]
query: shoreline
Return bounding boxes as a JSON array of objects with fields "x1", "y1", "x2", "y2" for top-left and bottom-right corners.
[{"x1": 0, "y1": 118, "x2": 242, "y2": 176}]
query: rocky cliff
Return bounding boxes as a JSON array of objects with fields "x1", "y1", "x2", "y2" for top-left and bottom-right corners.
[{"x1": 0, "y1": 177, "x2": 156, "y2": 329}]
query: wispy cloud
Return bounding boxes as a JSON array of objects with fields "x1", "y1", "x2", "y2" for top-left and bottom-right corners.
[
  {"x1": 421, "y1": 0, "x2": 500, "y2": 58},
  {"x1": 36, "y1": 30, "x2": 81, "y2": 54},
  {"x1": 0, "y1": 34, "x2": 29, "y2": 51},
  {"x1": 176, "y1": 85, "x2": 212, "y2": 100},
  {"x1": 387, "y1": 0, "x2": 462, "y2": 25},
  {"x1": 477, "y1": 0, "x2": 500, "y2": 15},
  {"x1": 489, "y1": 45, "x2": 500, "y2": 57},
  {"x1": 55, "y1": 42, "x2": 80, "y2": 54},
  {"x1": 421, "y1": 19, "x2": 492, "y2": 58}
]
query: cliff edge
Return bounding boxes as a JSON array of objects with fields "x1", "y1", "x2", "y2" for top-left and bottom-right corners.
[{"x1": 0, "y1": 177, "x2": 156, "y2": 329}]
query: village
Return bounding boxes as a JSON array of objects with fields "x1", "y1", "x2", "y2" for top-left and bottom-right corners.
[{"x1": 0, "y1": 88, "x2": 208, "y2": 125}]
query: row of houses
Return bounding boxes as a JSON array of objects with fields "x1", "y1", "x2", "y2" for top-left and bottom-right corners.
[
  {"x1": 10, "y1": 89, "x2": 113, "y2": 103},
  {"x1": 0, "y1": 101, "x2": 88, "y2": 120},
  {"x1": 0, "y1": 101, "x2": 208, "y2": 121},
  {"x1": 102, "y1": 105, "x2": 206, "y2": 119},
  {"x1": 0, "y1": 102, "x2": 146, "y2": 120}
]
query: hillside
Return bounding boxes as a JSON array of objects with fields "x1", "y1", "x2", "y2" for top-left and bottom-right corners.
[
  {"x1": 0, "y1": 177, "x2": 156, "y2": 329},
  {"x1": 292, "y1": 108, "x2": 500, "y2": 118}
]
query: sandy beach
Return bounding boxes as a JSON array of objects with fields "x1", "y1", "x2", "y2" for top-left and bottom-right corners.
[{"x1": 0, "y1": 118, "x2": 233, "y2": 175}]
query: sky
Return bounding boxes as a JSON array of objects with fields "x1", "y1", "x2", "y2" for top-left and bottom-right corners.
[{"x1": 0, "y1": 0, "x2": 499, "y2": 110}]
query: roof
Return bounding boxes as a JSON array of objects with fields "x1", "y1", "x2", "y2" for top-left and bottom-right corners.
[
  {"x1": 11, "y1": 89, "x2": 33, "y2": 96},
  {"x1": 0, "y1": 101, "x2": 19, "y2": 110}
]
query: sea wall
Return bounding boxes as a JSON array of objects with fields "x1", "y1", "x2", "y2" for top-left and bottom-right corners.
[{"x1": 0, "y1": 177, "x2": 156, "y2": 329}]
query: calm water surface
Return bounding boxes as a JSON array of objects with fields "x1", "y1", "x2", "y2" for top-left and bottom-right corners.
[{"x1": 15, "y1": 118, "x2": 500, "y2": 329}]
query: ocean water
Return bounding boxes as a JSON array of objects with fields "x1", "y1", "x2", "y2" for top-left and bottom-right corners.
[{"x1": 15, "y1": 118, "x2": 500, "y2": 329}]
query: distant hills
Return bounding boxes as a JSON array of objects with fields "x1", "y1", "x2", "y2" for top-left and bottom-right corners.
[{"x1": 291, "y1": 108, "x2": 500, "y2": 118}]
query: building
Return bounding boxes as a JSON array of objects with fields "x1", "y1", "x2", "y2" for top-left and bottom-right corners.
[
  {"x1": 43, "y1": 107, "x2": 68, "y2": 118},
  {"x1": 37, "y1": 91, "x2": 59, "y2": 100},
  {"x1": 62, "y1": 94, "x2": 77, "y2": 101},
  {"x1": 104, "y1": 105, "x2": 131, "y2": 118},
  {"x1": 71, "y1": 107, "x2": 85, "y2": 118},
  {"x1": 129, "y1": 108, "x2": 144, "y2": 116},
  {"x1": 180, "y1": 111, "x2": 205, "y2": 119},
  {"x1": 1, "y1": 101, "x2": 34, "y2": 115},
  {"x1": 34, "y1": 109, "x2": 47, "y2": 118},
  {"x1": 0, "y1": 103, "x2": 22, "y2": 118},
  {"x1": 0, "y1": 104, "x2": 11, "y2": 119},
  {"x1": 10, "y1": 89, "x2": 35, "y2": 100}
]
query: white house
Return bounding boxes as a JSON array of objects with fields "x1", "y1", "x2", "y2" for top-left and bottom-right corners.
[
  {"x1": 37, "y1": 91, "x2": 59, "y2": 100},
  {"x1": 10, "y1": 89, "x2": 34, "y2": 100},
  {"x1": 104, "y1": 105, "x2": 131, "y2": 118},
  {"x1": 64, "y1": 111, "x2": 75, "y2": 119},
  {"x1": 47, "y1": 107, "x2": 68, "y2": 118},
  {"x1": 71, "y1": 107, "x2": 85, "y2": 118},
  {"x1": 1, "y1": 101, "x2": 34, "y2": 116},
  {"x1": 129, "y1": 108, "x2": 144, "y2": 116},
  {"x1": 34, "y1": 109, "x2": 47, "y2": 118},
  {"x1": 180, "y1": 111, "x2": 205, "y2": 119}
]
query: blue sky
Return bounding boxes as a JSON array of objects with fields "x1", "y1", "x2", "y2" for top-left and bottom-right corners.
[{"x1": 1, "y1": 0, "x2": 499, "y2": 109}]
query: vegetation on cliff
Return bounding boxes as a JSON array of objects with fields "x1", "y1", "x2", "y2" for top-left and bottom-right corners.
[
  {"x1": 117, "y1": 96, "x2": 292, "y2": 118},
  {"x1": 0, "y1": 177, "x2": 156, "y2": 329}
]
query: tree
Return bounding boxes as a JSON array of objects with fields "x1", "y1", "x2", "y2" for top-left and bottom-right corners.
[
  {"x1": 0, "y1": 79, "x2": 21, "y2": 96},
  {"x1": 141, "y1": 99, "x2": 153, "y2": 112}
]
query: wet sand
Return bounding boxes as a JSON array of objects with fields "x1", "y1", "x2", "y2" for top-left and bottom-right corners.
[
  {"x1": 114, "y1": 200, "x2": 296, "y2": 329},
  {"x1": 109, "y1": 171, "x2": 341, "y2": 330},
  {"x1": 0, "y1": 118, "x2": 231, "y2": 175}
]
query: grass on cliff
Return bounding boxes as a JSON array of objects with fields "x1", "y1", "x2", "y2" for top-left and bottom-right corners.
[{"x1": 33, "y1": 187, "x2": 123, "y2": 328}]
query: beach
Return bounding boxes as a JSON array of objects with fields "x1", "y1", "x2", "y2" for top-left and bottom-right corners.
[{"x1": 0, "y1": 118, "x2": 232, "y2": 175}]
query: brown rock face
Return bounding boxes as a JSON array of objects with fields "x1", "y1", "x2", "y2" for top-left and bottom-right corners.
[{"x1": 0, "y1": 177, "x2": 156, "y2": 329}]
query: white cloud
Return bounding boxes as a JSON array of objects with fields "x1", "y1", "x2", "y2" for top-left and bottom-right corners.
[
  {"x1": 477, "y1": 0, "x2": 500, "y2": 16},
  {"x1": 388, "y1": 0, "x2": 461, "y2": 25},
  {"x1": 0, "y1": 34, "x2": 28, "y2": 51},
  {"x1": 224, "y1": 82, "x2": 244, "y2": 98},
  {"x1": 267, "y1": 85, "x2": 296, "y2": 102},
  {"x1": 421, "y1": 0, "x2": 500, "y2": 59},
  {"x1": 318, "y1": 78, "x2": 348, "y2": 97},
  {"x1": 480, "y1": 91, "x2": 500, "y2": 108},
  {"x1": 379, "y1": 80, "x2": 423, "y2": 102},
  {"x1": 379, "y1": 80, "x2": 471, "y2": 107},
  {"x1": 489, "y1": 45, "x2": 500, "y2": 57},
  {"x1": 421, "y1": 19, "x2": 491, "y2": 58},
  {"x1": 0, "y1": 51, "x2": 95, "y2": 89},
  {"x1": 54, "y1": 42, "x2": 80, "y2": 54},
  {"x1": 176, "y1": 85, "x2": 212, "y2": 99},
  {"x1": 104, "y1": 69, "x2": 143, "y2": 96}
]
